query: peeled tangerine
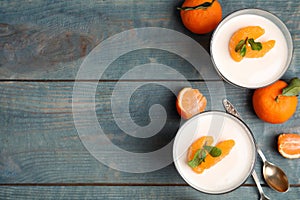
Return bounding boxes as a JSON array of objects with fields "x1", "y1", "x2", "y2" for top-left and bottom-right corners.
[
  {"x1": 176, "y1": 88, "x2": 207, "y2": 120},
  {"x1": 229, "y1": 26, "x2": 275, "y2": 62},
  {"x1": 278, "y1": 133, "x2": 300, "y2": 159}
]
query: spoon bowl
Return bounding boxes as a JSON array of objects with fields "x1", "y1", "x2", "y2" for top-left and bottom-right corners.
[
  {"x1": 223, "y1": 98, "x2": 290, "y2": 193},
  {"x1": 257, "y1": 148, "x2": 290, "y2": 193}
]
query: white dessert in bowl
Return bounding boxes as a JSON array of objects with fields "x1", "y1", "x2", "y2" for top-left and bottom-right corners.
[
  {"x1": 173, "y1": 111, "x2": 256, "y2": 194},
  {"x1": 210, "y1": 9, "x2": 293, "y2": 88}
]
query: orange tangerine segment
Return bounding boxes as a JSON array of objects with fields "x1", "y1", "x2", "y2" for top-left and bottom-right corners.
[
  {"x1": 278, "y1": 133, "x2": 300, "y2": 159},
  {"x1": 229, "y1": 26, "x2": 265, "y2": 62},
  {"x1": 187, "y1": 136, "x2": 214, "y2": 161},
  {"x1": 246, "y1": 40, "x2": 276, "y2": 58},
  {"x1": 189, "y1": 139, "x2": 235, "y2": 174}
]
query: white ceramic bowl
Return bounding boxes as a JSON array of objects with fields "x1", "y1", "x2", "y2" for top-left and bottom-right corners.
[
  {"x1": 210, "y1": 9, "x2": 293, "y2": 88},
  {"x1": 173, "y1": 111, "x2": 256, "y2": 194}
]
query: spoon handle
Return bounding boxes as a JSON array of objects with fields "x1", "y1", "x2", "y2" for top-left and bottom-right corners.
[
  {"x1": 252, "y1": 170, "x2": 264, "y2": 195},
  {"x1": 222, "y1": 99, "x2": 241, "y2": 118},
  {"x1": 252, "y1": 170, "x2": 270, "y2": 200},
  {"x1": 222, "y1": 99, "x2": 265, "y2": 195},
  {"x1": 257, "y1": 147, "x2": 267, "y2": 163}
]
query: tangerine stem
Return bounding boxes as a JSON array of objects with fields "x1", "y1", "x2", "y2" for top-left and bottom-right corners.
[
  {"x1": 275, "y1": 95, "x2": 281, "y2": 103},
  {"x1": 177, "y1": 0, "x2": 215, "y2": 11}
]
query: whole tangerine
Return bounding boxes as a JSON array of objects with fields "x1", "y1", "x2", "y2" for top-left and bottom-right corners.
[
  {"x1": 252, "y1": 80, "x2": 298, "y2": 124},
  {"x1": 179, "y1": 0, "x2": 222, "y2": 34}
]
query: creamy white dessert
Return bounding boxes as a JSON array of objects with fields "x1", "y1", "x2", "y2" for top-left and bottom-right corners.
[
  {"x1": 211, "y1": 11, "x2": 291, "y2": 88},
  {"x1": 173, "y1": 111, "x2": 256, "y2": 194}
]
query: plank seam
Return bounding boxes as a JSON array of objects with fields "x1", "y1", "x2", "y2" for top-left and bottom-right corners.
[
  {"x1": 0, "y1": 79, "x2": 221, "y2": 82},
  {"x1": 1, "y1": 183, "x2": 299, "y2": 187}
]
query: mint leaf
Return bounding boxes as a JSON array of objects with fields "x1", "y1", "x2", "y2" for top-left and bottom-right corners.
[
  {"x1": 240, "y1": 44, "x2": 247, "y2": 57},
  {"x1": 203, "y1": 145, "x2": 212, "y2": 152},
  {"x1": 200, "y1": 149, "x2": 207, "y2": 162},
  {"x1": 209, "y1": 146, "x2": 222, "y2": 157},
  {"x1": 188, "y1": 149, "x2": 206, "y2": 168},
  {"x1": 235, "y1": 38, "x2": 247, "y2": 57},
  {"x1": 282, "y1": 77, "x2": 300, "y2": 96},
  {"x1": 235, "y1": 40, "x2": 246, "y2": 52},
  {"x1": 248, "y1": 38, "x2": 262, "y2": 51},
  {"x1": 188, "y1": 144, "x2": 222, "y2": 169},
  {"x1": 204, "y1": 146, "x2": 222, "y2": 157}
]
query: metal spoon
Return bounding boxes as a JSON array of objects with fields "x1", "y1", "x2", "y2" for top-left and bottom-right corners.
[
  {"x1": 222, "y1": 99, "x2": 269, "y2": 198},
  {"x1": 222, "y1": 99, "x2": 290, "y2": 193},
  {"x1": 257, "y1": 147, "x2": 289, "y2": 192},
  {"x1": 252, "y1": 170, "x2": 270, "y2": 200}
]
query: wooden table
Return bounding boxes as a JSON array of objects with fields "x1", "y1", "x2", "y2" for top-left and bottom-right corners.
[{"x1": 0, "y1": 0, "x2": 299, "y2": 199}]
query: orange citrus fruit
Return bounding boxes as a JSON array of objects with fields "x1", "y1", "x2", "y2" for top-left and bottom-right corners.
[
  {"x1": 278, "y1": 133, "x2": 300, "y2": 159},
  {"x1": 229, "y1": 26, "x2": 275, "y2": 62},
  {"x1": 176, "y1": 87, "x2": 207, "y2": 119},
  {"x1": 179, "y1": 0, "x2": 222, "y2": 34},
  {"x1": 252, "y1": 80, "x2": 298, "y2": 124},
  {"x1": 188, "y1": 138, "x2": 235, "y2": 174}
]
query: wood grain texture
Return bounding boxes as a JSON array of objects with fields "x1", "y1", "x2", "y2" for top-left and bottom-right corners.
[
  {"x1": 0, "y1": 81, "x2": 299, "y2": 185},
  {"x1": 1, "y1": 0, "x2": 300, "y2": 199},
  {"x1": 0, "y1": 0, "x2": 299, "y2": 79},
  {"x1": 0, "y1": 185, "x2": 299, "y2": 200}
]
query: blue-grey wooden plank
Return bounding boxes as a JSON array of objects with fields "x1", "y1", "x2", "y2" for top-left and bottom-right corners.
[
  {"x1": 0, "y1": 0, "x2": 299, "y2": 79},
  {"x1": 0, "y1": 185, "x2": 299, "y2": 200},
  {"x1": 0, "y1": 81, "x2": 299, "y2": 184}
]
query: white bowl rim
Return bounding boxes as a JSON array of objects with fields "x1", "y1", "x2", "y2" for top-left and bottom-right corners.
[
  {"x1": 173, "y1": 110, "x2": 257, "y2": 194},
  {"x1": 210, "y1": 8, "x2": 293, "y2": 89}
]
